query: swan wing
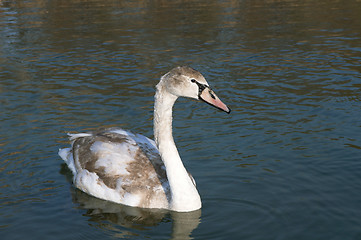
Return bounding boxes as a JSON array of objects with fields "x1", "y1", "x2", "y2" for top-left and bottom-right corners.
[{"x1": 59, "y1": 128, "x2": 170, "y2": 209}]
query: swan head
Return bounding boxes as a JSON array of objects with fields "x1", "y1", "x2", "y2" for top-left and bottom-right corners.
[{"x1": 158, "y1": 66, "x2": 231, "y2": 113}]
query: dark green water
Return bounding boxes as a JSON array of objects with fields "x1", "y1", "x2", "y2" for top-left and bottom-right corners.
[{"x1": 1, "y1": 0, "x2": 361, "y2": 239}]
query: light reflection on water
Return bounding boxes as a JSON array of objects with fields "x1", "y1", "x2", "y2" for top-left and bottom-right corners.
[{"x1": 1, "y1": 0, "x2": 361, "y2": 239}]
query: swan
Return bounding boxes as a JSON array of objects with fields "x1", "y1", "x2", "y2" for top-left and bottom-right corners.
[{"x1": 59, "y1": 66, "x2": 230, "y2": 212}]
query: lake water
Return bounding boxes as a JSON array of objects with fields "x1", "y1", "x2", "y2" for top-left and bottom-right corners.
[{"x1": 1, "y1": 0, "x2": 361, "y2": 239}]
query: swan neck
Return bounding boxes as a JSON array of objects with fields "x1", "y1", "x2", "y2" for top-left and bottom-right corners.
[
  {"x1": 153, "y1": 83, "x2": 201, "y2": 212},
  {"x1": 154, "y1": 86, "x2": 177, "y2": 147}
]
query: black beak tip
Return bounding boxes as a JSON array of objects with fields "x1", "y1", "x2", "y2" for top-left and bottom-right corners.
[{"x1": 225, "y1": 107, "x2": 231, "y2": 114}]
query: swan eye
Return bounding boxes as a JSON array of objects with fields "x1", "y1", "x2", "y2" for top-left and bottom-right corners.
[{"x1": 191, "y1": 79, "x2": 196, "y2": 83}]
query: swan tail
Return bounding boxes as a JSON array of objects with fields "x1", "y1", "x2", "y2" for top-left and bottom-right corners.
[{"x1": 58, "y1": 147, "x2": 77, "y2": 175}]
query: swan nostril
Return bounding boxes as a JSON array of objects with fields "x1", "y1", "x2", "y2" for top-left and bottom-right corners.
[{"x1": 209, "y1": 90, "x2": 216, "y2": 99}]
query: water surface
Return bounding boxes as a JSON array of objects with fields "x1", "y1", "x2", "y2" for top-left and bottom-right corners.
[{"x1": 1, "y1": 0, "x2": 361, "y2": 239}]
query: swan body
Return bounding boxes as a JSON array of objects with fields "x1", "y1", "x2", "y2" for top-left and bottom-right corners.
[{"x1": 59, "y1": 66, "x2": 230, "y2": 212}]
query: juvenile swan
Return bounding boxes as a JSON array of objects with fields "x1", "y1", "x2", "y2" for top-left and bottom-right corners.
[{"x1": 59, "y1": 66, "x2": 230, "y2": 212}]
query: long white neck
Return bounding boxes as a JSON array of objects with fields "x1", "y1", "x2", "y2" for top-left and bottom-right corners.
[{"x1": 154, "y1": 83, "x2": 201, "y2": 212}]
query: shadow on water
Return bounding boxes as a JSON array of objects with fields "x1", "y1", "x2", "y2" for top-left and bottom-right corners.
[{"x1": 60, "y1": 164, "x2": 201, "y2": 239}]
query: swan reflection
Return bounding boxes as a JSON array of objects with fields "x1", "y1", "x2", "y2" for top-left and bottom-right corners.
[{"x1": 68, "y1": 183, "x2": 201, "y2": 239}]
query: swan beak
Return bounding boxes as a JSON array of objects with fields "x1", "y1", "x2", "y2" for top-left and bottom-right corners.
[{"x1": 199, "y1": 87, "x2": 231, "y2": 114}]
